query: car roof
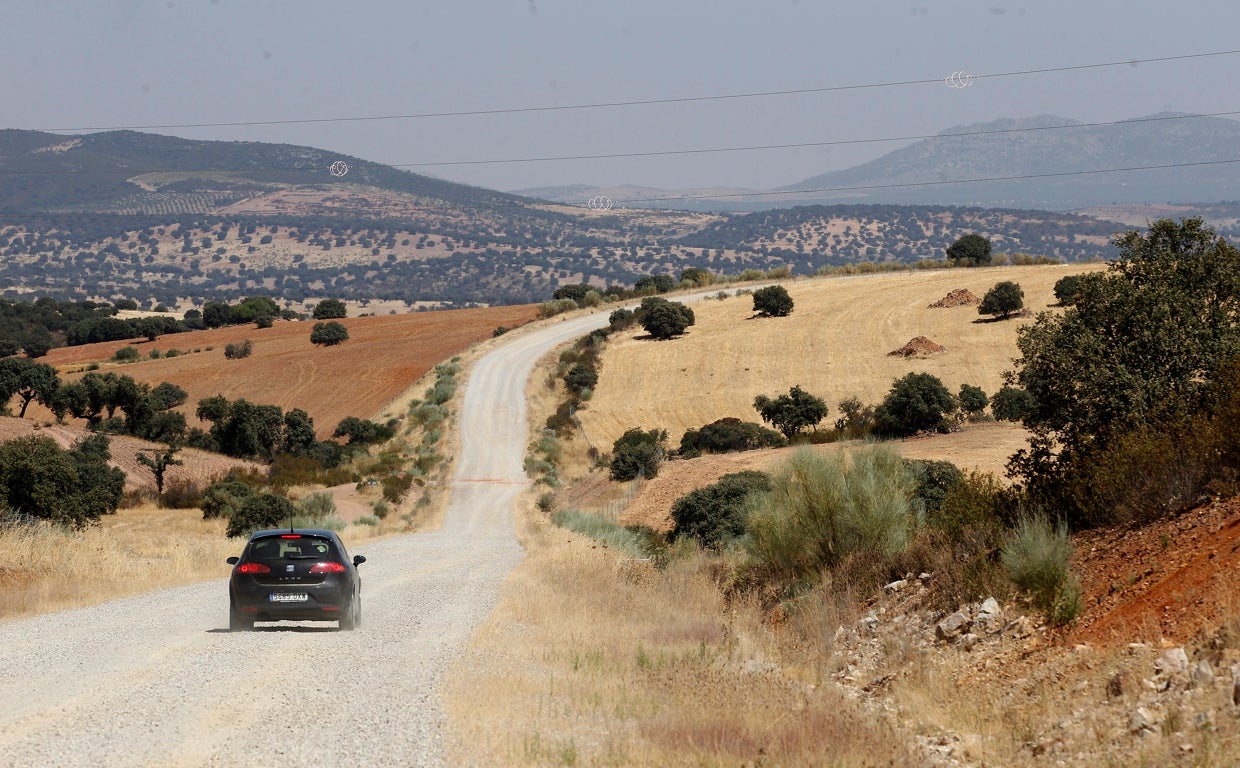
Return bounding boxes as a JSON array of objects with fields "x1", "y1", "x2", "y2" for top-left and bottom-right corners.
[{"x1": 249, "y1": 528, "x2": 341, "y2": 540}]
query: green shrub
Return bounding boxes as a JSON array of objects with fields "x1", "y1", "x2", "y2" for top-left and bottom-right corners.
[
  {"x1": 978, "y1": 281, "x2": 1024, "y2": 320},
  {"x1": 113, "y1": 346, "x2": 140, "y2": 362},
  {"x1": 904, "y1": 459, "x2": 964, "y2": 518},
  {"x1": 752, "y1": 285, "x2": 794, "y2": 317},
  {"x1": 381, "y1": 473, "x2": 414, "y2": 503},
  {"x1": 295, "y1": 491, "x2": 336, "y2": 520},
  {"x1": 201, "y1": 480, "x2": 257, "y2": 520},
  {"x1": 636, "y1": 297, "x2": 694, "y2": 340},
  {"x1": 609, "y1": 428, "x2": 667, "y2": 481},
  {"x1": 670, "y1": 470, "x2": 771, "y2": 548},
  {"x1": 1000, "y1": 514, "x2": 1080, "y2": 623},
  {"x1": 836, "y1": 397, "x2": 876, "y2": 439},
  {"x1": 678, "y1": 417, "x2": 784, "y2": 458},
  {"x1": 563, "y1": 363, "x2": 598, "y2": 396},
  {"x1": 536, "y1": 492, "x2": 555, "y2": 513},
  {"x1": 356, "y1": 515, "x2": 380, "y2": 526},
  {"x1": 226, "y1": 492, "x2": 295, "y2": 537},
  {"x1": 538, "y1": 298, "x2": 578, "y2": 319},
  {"x1": 958, "y1": 384, "x2": 989, "y2": 419},
  {"x1": 991, "y1": 386, "x2": 1036, "y2": 422},
  {"x1": 875, "y1": 372, "x2": 957, "y2": 436},
  {"x1": 371, "y1": 500, "x2": 391, "y2": 518},
  {"x1": 744, "y1": 446, "x2": 915, "y2": 590}
]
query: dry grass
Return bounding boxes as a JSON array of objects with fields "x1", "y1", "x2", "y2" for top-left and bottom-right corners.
[
  {"x1": 0, "y1": 500, "x2": 399, "y2": 622},
  {"x1": 580, "y1": 264, "x2": 1100, "y2": 447},
  {"x1": 445, "y1": 497, "x2": 920, "y2": 767}
]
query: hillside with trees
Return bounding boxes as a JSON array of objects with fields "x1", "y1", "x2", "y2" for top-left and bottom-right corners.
[{"x1": 4, "y1": 129, "x2": 1235, "y2": 310}]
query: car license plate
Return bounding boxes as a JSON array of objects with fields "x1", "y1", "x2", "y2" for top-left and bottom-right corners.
[{"x1": 269, "y1": 593, "x2": 308, "y2": 603}]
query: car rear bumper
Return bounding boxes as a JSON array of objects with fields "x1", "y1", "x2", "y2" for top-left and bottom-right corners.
[{"x1": 231, "y1": 581, "x2": 352, "y2": 623}]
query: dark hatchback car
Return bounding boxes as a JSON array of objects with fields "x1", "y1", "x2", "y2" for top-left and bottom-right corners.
[{"x1": 227, "y1": 529, "x2": 366, "y2": 631}]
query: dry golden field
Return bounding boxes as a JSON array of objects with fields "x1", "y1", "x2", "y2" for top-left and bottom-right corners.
[{"x1": 579, "y1": 264, "x2": 1101, "y2": 449}]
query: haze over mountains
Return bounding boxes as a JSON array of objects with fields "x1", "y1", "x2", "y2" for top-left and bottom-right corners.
[
  {"x1": 517, "y1": 113, "x2": 1240, "y2": 212},
  {"x1": 0, "y1": 116, "x2": 1237, "y2": 308}
]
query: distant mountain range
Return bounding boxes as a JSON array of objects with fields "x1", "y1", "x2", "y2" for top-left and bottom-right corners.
[
  {"x1": 518, "y1": 113, "x2": 1240, "y2": 212},
  {"x1": 0, "y1": 129, "x2": 527, "y2": 214},
  {"x1": 0, "y1": 125, "x2": 1237, "y2": 308}
]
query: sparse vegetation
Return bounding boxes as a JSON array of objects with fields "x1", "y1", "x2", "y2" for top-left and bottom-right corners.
[{"x1": 753, "y1": 385, "x2": 828, "y2": 440}]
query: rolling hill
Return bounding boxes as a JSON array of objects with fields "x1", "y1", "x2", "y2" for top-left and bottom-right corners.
[
  {"x1": 779, "y1": 113, "x2": 1240, "y2": 209},
  {"x1": 1, "y1": 127, "x2": 1236, "y2": 311}
]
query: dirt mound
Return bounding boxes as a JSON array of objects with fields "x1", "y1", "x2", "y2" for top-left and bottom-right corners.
[
  {"x1": 887, "y1": 336, "x2": 946, "y2": 357},
  {"x1": 928, "y1": 288, "x2": 981, "y2": 308},
  {"x1": 1071, "y1": 497, "x2": 1240, "y2": 646}
]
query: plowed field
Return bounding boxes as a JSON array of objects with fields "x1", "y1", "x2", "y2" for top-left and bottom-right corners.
[{"x1": 36, "y1": 304, "x2": 538, "y2": 438}]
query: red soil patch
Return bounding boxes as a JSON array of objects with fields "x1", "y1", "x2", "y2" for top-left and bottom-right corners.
[
  {"x1": 928, "y1": 288, "x2": 981, "y2": 308},
  {"x1": 887, "y1": 336, "x2": 946, "y2": 357},
  {"x1": 37, "y1": 305, "x2": 537, "y2": 439},
  {"x1": 1071, "y1": 497, "x2": 1240, "y2": 646}
]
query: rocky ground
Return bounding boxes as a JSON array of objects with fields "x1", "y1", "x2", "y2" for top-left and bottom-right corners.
[{"x1": 826, "y1": 496, "x2": 1240, "y2": 765}]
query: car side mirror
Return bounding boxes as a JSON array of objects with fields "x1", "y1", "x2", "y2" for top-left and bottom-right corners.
[
  {"x1": 353, "y1": 555, "x2": 366, "y2": 566},
  {"x1": 226, "y1": 556, "x2": 239, "y2": 565}
]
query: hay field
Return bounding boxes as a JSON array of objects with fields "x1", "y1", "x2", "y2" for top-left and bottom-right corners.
[{"x1": 579, "y1": 264, "x2": 1101, "y2": 449}]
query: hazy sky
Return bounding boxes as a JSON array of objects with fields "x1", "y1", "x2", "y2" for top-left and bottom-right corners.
[{"x1": 5, "y1": 1, "x2": 1239, "y2": 192}]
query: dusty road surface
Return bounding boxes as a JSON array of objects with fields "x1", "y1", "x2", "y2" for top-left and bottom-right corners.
[{"x1": 0, "y1": 310, "x2": 613, "y2": 768}]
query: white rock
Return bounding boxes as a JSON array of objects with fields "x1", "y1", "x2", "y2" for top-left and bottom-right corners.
[
  {"x1": 975, "y1": 597, "x2": 1005, "y2": 633},
  {"x1": 935, "y1": 611, "x2": 970, "y2": 642},
  {"x1": 883, "y1": 579, "x2": 909, "y2": 593},
  {"x1": 1192, "y1": 659, "x2": 1215, "y2": 687},
  {"x1": 960, "y1": 632, "x2": 981, "y2": 650},
  {"x1": 1128, "y1": 707, "x2": 1157, "y2": 735}
]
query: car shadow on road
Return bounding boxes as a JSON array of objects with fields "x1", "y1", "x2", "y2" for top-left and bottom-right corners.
[{"x1": 207, "y1": 624, "x2": 341, "y2": 634}]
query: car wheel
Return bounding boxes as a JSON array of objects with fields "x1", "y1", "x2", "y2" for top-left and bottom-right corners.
[
  {"x1": 339, "y1": 596, "x2": 359, "y2": 631},
  {"x1": 230, "y1": 597, "x2": 254, "y2": 632}
]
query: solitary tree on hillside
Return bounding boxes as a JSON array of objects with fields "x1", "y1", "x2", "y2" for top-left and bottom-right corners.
[
  {"x1": 136, "y1": 444, "x2": 182, "y2": 497},
  {"x1": 752, "y1": 285, "x2": 794, "y2": 317},
  {"x1": 978, "y1": 281, "x2": 1025, "y2": 320},
  {"x1": 753, "y1": 385, "x2": 828, "y2": 439},
  {"x1": 310, "y1": 321, "x2": 349, "y2": 346},
  {"x1": 946, "y1": 234, "x2": 993, "y2": 267},
  {"x1": 875, "y1": 372, "x2": 957, "y2": 436},
  {"x1": 637, "y1": 298, "x2": 695, "y2": 340}
]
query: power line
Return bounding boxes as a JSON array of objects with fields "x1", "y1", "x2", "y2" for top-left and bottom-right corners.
[
  {"x1": 28, "y1": 49, "x2": 1240, "y2": 133},
  {"x1": 610, "y1": 158, "x2": 1240, "y2": 204},
  {"x1": 390, "y1": 110, "x2": 1240, "y2": 168},
  {"x1": 3, "y1": 109, "x2": 1237, "y2": 177}
]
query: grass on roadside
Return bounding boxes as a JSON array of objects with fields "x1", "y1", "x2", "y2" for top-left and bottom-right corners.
[
  {"x1": 444, "y1": 496, "x2": 921, "y2": 767},
  {"x1": 0, "y1": 503, "x2": 391, "y2": 622}
]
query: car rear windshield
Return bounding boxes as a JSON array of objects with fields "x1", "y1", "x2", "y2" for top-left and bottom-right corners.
[{"x1": 247, "y1": 535, "x2": 336, "y2": 560}]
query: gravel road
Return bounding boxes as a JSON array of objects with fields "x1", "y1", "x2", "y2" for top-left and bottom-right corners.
[{"x1": 0, "y1": 310, "x2": 614, "y2": 768}]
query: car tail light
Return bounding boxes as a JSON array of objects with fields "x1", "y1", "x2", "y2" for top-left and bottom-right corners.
[
  {"x1": 310, "y1": 562, "x2": 347, "y2": 574},
  {"x1": 236, "y1": 562, "x2": 271, "y2": 574},
  {"x1": 280, "y1": 534, "x2": 302, "y2": 539}
]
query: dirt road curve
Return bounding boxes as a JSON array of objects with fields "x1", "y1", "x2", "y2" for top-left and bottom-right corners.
[{"x1": 0, "y1": 310, "x2": 613, "y2": 768}]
